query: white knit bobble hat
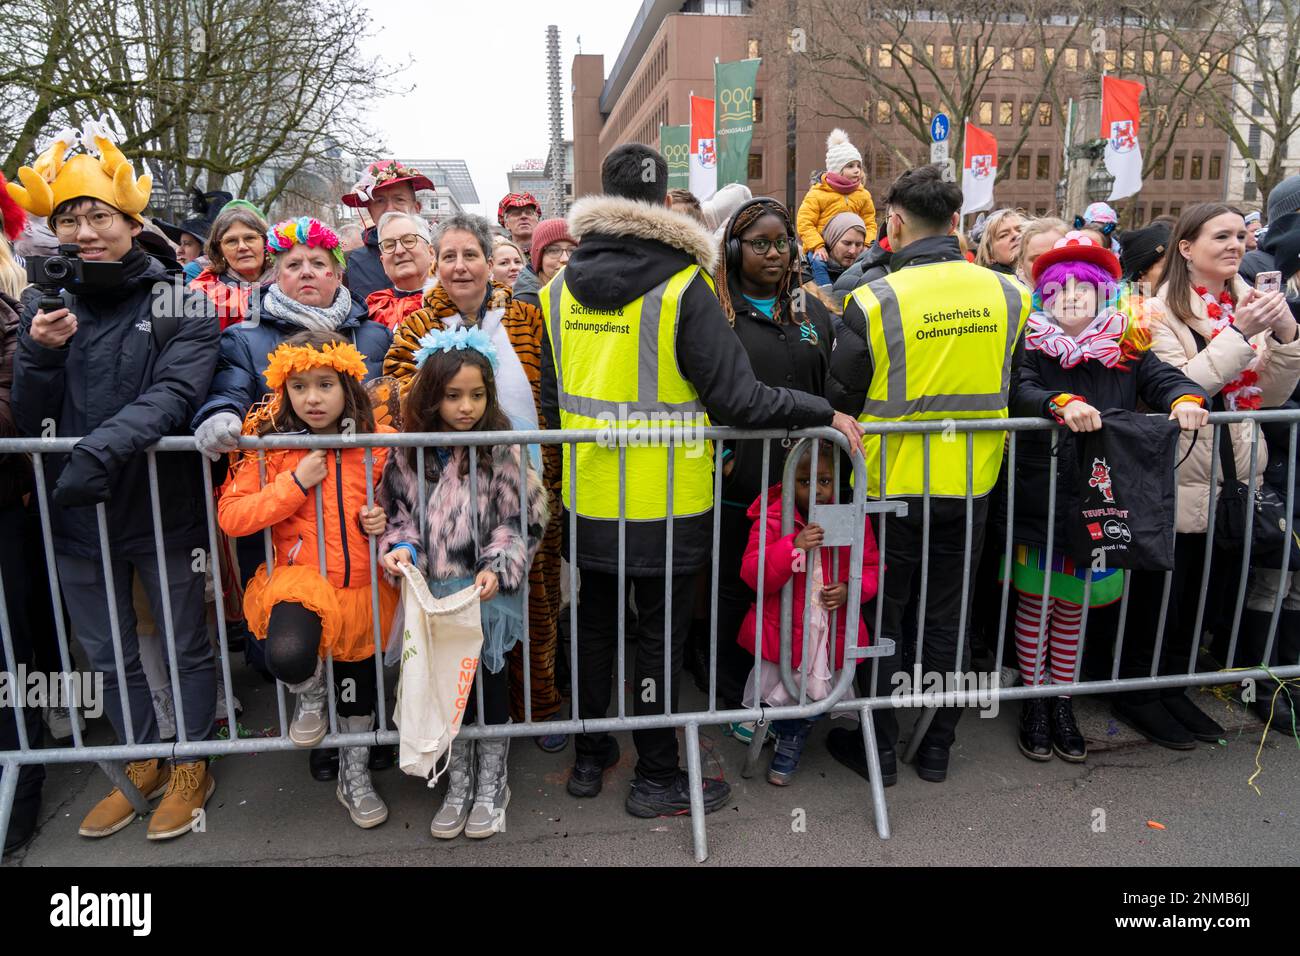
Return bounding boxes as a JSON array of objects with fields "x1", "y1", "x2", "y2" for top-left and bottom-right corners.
[{"x1": 825, "y1": 129, "x2": 863, "y2": 173}]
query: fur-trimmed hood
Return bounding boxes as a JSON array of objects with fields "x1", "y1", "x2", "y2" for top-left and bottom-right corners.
[{"x1": 568, "y1": 194, "x2": 718, "y2": 272}]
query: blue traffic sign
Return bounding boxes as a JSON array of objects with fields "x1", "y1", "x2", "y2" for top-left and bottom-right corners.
[{"x1": 930, "y1": 113, "x2": 950, "y2": 143}]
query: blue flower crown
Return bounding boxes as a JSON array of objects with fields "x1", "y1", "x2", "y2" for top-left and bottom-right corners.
[{"x1": 412, "y1": 326, "x2": 499, "y2": 371}]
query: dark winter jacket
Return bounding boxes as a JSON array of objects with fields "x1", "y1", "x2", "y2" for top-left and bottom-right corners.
[
  {"x1": 718, "y1": 274, "x2": 835, "y2": 511},
  {"x1": 805, "y1": 252, "x2": 846, "y2": 290},
  {"x1": 13, "y1": 250, "x2": 219, "y2": 559},
  {"x1": 512, "y1": 263, "x2": 541, "y2": 301},
  {"x1": 1006, "y1": 344, "x2": 1208, "y2": 548},
  {"x1": 541, "y1": 195, "x2": 836, "y2": 575},
  {"x1": 830, "y1": 238, "x2": 892, "y2": 300},
  {"x1": 1261, "y1": 382, "x2": 1300, "y2": 519},
  {"x1": 1239, "y1": 247, "x2": 1272, "y2": 286},
  {"x1": 0, "y1": 292, "x2": 33, "y2": 510},
  {"x1": 344, "y1": 227, "x2": 389, "y2": 304},
  {"x1": 193, "y1": 292, "x2": 391, "y2": 428}
]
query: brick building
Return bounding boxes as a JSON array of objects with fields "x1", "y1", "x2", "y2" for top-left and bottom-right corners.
[{"x1": 572, "y1": 0, "x2": 1235, "y2": 224}]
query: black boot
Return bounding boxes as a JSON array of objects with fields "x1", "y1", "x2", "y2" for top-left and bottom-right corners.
[
  {"x1": 1112, "y1": 696, "x2": 1196, "y2": 750},
  {"x1": 1160, "y1": 689, "x2": 1225, "y2": 742},
  {"x1": 1236, "y1": 609, "x2": 1296, "y2": 726},
  {"x1": 1017, "y1": 698, "x2": 1052, "y2": 761},
  {"x1": 368, "y1": 744, "x2": 396, "y2": 771},
  {"x1": 1049, "y1": 696, "x2": 1087, "y2": 762},
  {"x1": 825, "y1": 725, "x2": 897, "y2": 786},
  {"x1": 309, "y1": 746, "x2": 339, "y2": 781}
]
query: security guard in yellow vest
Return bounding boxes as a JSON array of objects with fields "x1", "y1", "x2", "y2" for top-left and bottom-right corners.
[
  {"x1": 827, "y1": 164, "x2": 1029, "y2": 784},
  {"x1": 540, "y1": 144, "x2": 863, "y2": 819}
]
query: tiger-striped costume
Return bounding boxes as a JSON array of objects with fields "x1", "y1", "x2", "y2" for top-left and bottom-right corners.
[{"x1": 384, "y1": 281, "x2": 564, "y2": 722}]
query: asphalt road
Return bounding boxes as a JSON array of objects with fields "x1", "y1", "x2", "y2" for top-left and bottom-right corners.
[{"x1": 6, "y1": 672, "x2": 1297, "y2": 867}]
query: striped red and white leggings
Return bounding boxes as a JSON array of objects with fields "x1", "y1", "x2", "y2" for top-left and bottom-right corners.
[{"x1": 1013, "y1": 593, "x2": 1082, "y2": 687}]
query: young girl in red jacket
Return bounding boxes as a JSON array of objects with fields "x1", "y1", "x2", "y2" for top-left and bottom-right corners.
[
  {"x1": 218, "y1": 331, "x2": 398, "y2": 829},
  {"x1": 738, "y1": 442, "x2": 881, "y2": 785}
]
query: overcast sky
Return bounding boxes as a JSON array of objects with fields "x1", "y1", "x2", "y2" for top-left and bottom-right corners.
[{"x1": 359, "y1": 0, "x2": 646, "y2": 216}]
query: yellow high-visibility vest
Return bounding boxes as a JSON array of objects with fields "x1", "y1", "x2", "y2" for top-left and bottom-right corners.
[
  {"x1": 542, "y1": 265, "x2": 714, "y2": 521},
  {"x1": 849, "y1": 259, "x2": 1028, "y2": 497}
]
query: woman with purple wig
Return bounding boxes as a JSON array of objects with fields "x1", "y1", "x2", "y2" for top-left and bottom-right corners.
[{"x1": 1004, "y1": 232, "x2": 1209, "y2": 764}]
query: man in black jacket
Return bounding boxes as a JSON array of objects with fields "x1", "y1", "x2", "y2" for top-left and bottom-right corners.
[
  {"x1": 541, "y1": 144, "x2": 862, "y2": 818},
  {"x1": 341, "y1": 160, "x2": 434, "y2": 303},
  {"x1": 10, "y1": 141, "x2": 220, "y2": 841},
  {"x1": 831, "y1": 216, "x2": 894, "y2": 300}
]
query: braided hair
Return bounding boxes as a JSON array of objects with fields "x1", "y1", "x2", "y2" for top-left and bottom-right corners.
[{"x1": 715, "y1": 198, "x2": 806, "y2": 326}]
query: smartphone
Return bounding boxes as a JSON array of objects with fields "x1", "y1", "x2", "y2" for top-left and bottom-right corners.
[{"x1": 1256, "y1": 271, "x2": 1282, "y2": 294}]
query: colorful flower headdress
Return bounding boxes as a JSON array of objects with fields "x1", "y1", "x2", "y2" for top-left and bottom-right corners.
[
  {"x1": 267, "y1": 217, "x2": 345, "y2": 266},
  {"x1": 413, "y1": 326, "x2": 498, "y2": 370},
  {"x1": 264, "y1": 340, "x2": 368, "y2": 391}
]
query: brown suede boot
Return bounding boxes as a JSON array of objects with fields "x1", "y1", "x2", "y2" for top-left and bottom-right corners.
[
  {"x1": 78, "y1": 759, "x2": 171, "y2": 838},
  {"x1": 146, "y1": 761, "x2": 215, "y2": 841}
]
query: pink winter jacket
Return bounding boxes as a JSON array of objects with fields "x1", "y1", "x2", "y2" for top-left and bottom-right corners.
[{"x1": 737, "y1": 483, "x2": 880, "y2": 671}]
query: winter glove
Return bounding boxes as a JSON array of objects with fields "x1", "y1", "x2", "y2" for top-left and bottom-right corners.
[
  {"x1": 194, "y1": 411, "x2": 243, "y2": 461},
  {"x1": 52, "y1": 446, "x2": 112, "y2": 507}
]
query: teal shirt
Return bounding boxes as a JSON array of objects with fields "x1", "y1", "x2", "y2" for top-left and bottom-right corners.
[{"x1": 743, "y1": 295, "x2": 777, "y2": 318}]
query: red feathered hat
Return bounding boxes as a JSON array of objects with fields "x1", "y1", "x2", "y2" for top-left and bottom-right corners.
[
  {"x1": 0, "y1": 172, "x2": 28, "y2": 242},
  {"x1": 1031, "y1": 230, "x2": 1122, "y2": 284}
]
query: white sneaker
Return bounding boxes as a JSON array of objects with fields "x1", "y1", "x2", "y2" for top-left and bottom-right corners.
[
  {"x1": 44, "y1": 705, "x2": 84, "y2": 741},
  {"x1": 151, "y1": 688, "x2": 177, "y2": 740},
  {"x1": 214, "y1": 670, "x2": 242, "y2": 722}
]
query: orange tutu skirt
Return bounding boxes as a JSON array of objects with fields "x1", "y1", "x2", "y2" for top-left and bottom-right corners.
[{"x1": 243, "y1": 564, "x2": 399, "y2": 663}]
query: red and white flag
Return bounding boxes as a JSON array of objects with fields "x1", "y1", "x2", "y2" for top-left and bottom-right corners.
[
  {"x1": 1101, "y1": 76, "x2": 1144, "y2": 201},
  {"x1": 961, "y1": 121, "x2": 998, "y2": 216},
  {"x1": 689, "y1": 95, "x2": 717, "y2": 200}
]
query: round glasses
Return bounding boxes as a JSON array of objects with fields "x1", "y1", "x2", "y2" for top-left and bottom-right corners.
[
  {"x1": 740, "y1": 237, "x2": 790, "y2": 255},
  {"x1": 51, "y1": 210, "x2": 122, "y2": 236},
  {"x1": 379, "y1": 233, "x2": 428, "y2": 255}
]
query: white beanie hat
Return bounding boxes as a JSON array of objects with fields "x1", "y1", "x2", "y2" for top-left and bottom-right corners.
[
  {"x1": 825, "y1": 129, "x2": 863, "y2": 174},
  {"x1": 701, "y1": 182, "x2": 753, "y2": 237}
]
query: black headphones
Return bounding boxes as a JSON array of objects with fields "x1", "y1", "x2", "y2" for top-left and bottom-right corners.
[
  {"x1": 1074, "y1": 214, "x2": 1118, "y2": 236},
  {"x1": 726, "y1": 197, "x2": 797, "y2": 273}
]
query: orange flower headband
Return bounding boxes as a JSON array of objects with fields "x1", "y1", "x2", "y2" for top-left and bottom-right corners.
[{"x1": 264, "y1": 341, "x2": 368, "y2": 391}]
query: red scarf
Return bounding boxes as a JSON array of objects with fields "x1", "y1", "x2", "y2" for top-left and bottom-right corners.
[
  {"x1": 1194, "y1": 285, "x2": 1261, "y2": 411},
  {"x1": 823, "y1": 172, "x2": 860, "y2": 195}
]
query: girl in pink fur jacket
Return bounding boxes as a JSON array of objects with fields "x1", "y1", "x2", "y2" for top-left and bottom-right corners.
[{"x1": 737, "y1": 442, "x2": 880, "y2": 786}]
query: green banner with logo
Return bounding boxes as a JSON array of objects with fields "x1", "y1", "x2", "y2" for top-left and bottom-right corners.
[
  {"x1": 659, "y1": 124, "x2": 691, "y2": 191},
  {"x1": 715, "y1": 58, "x2": 760, "y2": 187}
]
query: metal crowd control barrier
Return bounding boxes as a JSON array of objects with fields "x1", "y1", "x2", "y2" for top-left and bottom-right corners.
[{"x1": 2, "y1": 413, "x2": 1299, "y2": 860}]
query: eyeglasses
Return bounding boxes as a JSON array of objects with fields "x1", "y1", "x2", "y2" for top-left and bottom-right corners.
[
  {"x1": 740, "y1": 237, "x2": 790, "y2": 255},
  {"x1": 505, "y1": 207, "x2": 538, "y2": 219},
  {"x1": 220, "y1": 234, "x2": 263, "y2": 250},
  {"x1": 542, "y1": 244, "x2": 575, "y2": 260},
  {"x1": 51, "y1": 210, "x2": 122, "y2": 235},
  {"x1": 379, "y1": 233, "x2": 428, "y2": 255}
]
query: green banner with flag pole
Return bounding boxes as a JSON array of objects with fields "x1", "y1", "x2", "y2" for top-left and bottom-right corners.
[
  {"x1": 715, "y1": 58, "x2": 761, "y2": 188},
  {"x1": 659, "y1": 124, "x2": 691, "y2": 191}
]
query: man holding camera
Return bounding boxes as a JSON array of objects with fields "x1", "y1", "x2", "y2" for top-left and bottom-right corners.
[{"x1": 6, "y1": 127, "x2": 220, "y2": 841}]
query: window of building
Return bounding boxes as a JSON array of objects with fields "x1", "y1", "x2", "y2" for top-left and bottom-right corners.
[
  {"x1": 748, "y1": 153, "x2": 763, "y2": 180},
  {"x1": 1123, "y1": 49, "x2": 1136, "y2": 71},
  {"x1": 752, "y1": 97, "x2": 763, "y2": 123},
  {"x1": 1195, "y1": 110, "x2": 1205, "y2": 127},
  {"x1": 925, "y1": 43, "x2": 934, "y2": 61},
  {"x1": 1178, "y1": 110, "x2": 1188, "y2": 127},
  {"x1": 1022, "y1": 46, "x2": 1036, "y2": 69},
  {"x1": 899, "y1": 43, "x2": 914, "y2": 67},
  {"x1": 1150, "y1": 204, "x2": 1163, "y2": 219},
  {"x1": 981, "y1": 46, "x2": 996, "y2": 70},
  {"x1": 1160, "y1": 50, "x2": 1174, "y2": 72},
  {"x1": 1064, "y1": 47, "x2": 1078, "y2": 69},
  {"x1": 1144, "y1": 50, "x2": 1155, "y2": 71},
  {"x1": 1191, "y1": 153, "x2": 1203, "y2": 179},
  {"x1": 922, "y1": 103, "x2": 934, "y2": 124},
  {"x1": 862, "y1": 45, "x2": 872, "y2": 66},
  {"x1": 979, "y1": 100, "x2": 993, "y2": 125},
  {"x1": 1001, "y1": 47, "x2": 1014, "y2": 69},
  {"x1": 1103, "y1": 50, "x2": 1117, "y2": 72},
  {"x1": 1169, "y1": 204, "x2": 1181, "y2": 217},
  {"x1": 879, "y1": 43, "x2": 892, "y2": 68},
  {"x1": 1172, "y1": 153, "x2": 1185, "y2": 179},
  {"x1": 1017, "y1": 154, "x2": 1031, "y2": 179},
  {"x1": 876, "y1": 100, "x2": 891, "y2": 124},
  {"x1": 1036, "y1": 205, "x2": 1048, "y2": 216},
  {"x1": 1037, "y1": 153, "x2": 1051, "y2": 179},
  {"x1": 874, "y1": 152, "x2": 890, "y2": 181},
  {"x1": 1044, "y1": 47, "x2": 1055, "y2": 67},
  {"x1": 1000, "y1": 100, "x2": 1013, "y2": 125},
  {"x1": 747, "y1": 38, "x2": 760, "y2": 59},
  {"x1": 1154, "y1": 155, "x2": 1166, "y2": 178},
  {"x1": 1246, "y1": 181, "x2": 1259, "y2": 201},
  {"x1": 1020, "y1": 100, "x2": 1032, "y2": 124},
  {"x1": 1038, "y1": 102, "x2": 1052, "y2": 126},
  {"x1": 940, "y1": 44, "x2": 954, "y2": 68},
  {"x1": 898, "y1": 101, "x2": 913, "y2": 122},
  {"x1": 1179, "y1": 53, "x2": 1190, "y2": 73},
  {"x1": 1209, "y1": 153, "x2": 1222, "y2": 179}
]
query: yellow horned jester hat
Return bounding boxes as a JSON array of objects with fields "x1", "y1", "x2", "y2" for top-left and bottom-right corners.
[{"x1": 5, "y1": 118, "x2": 152, "y2": 224}]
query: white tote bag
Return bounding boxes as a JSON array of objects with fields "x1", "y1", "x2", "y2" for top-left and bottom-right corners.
[{"x1": 394, "y1": 564, "x2": 484, "y2": 785}]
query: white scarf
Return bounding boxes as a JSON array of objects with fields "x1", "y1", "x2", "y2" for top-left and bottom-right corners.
[
  {"x1": 263, "y1": 282, "x2": 353, "y2": 332},
  {"x1": 444, "y1": 307, "x2": 538, "y2": 430}
]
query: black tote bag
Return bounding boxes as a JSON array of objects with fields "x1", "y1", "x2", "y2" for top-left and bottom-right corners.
[{"x1": 1065, "y1": 409, "x2": 1180, "y2": 571}]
